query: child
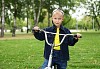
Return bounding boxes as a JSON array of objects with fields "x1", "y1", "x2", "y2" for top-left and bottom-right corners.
[{"x1": 33, "y1": 9, "x2": 80, "y2": 69}]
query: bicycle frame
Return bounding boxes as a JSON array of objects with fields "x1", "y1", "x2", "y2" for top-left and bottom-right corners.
[{"x1": 39, "y1": 29, "x2": 79, "y2": 69}]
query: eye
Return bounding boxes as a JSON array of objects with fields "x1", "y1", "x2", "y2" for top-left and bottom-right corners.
[
  {"x1": 58, "y1": 18, "x2": 61, "y2": 20},
  {"x1": 54, "y1": 18, "x2": 57, "y2": 19}
]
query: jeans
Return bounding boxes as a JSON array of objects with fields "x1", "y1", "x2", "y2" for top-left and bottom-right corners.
[{"x1": 41, "y1": 50, "x2": 67, "y2": 69}]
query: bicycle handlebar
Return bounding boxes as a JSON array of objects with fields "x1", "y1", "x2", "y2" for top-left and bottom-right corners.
[{"x1": 39, "y1": 29, "x2": 82, "y2": 46}]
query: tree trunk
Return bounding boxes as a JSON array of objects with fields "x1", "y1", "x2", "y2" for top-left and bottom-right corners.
[
  {"x1": 12, "y1": 15, "x2": 16, "y2": 37},
  {"x1": 37, "y1": 0, "x2": 42, "y2": 25},
  {"x1": 32, "y1": 0, "x2": 42, "y2": 26},
  {"x1": 12, "y1": 2, "x2": 17, "y2": 37},
  {"x1": 1, "y1": 0, "x2": 5, "y2": 37},
  {"x1": 48, "y1": 11, "x2": 50, "y2": 27},
  {"x1": 32, "y1": 0, "x2": 37, "y2": 26},
  {"x1": 27, "y1": 10, "x2": 29, "y2": 33},
  {"x1": 47, "y1": 0, "x2": 50, "y2": 27},
  {"x1": 92, "y1": 2, "x2": 100, "y2": 30},
  {"x1": 95, "y1": 16, "x2": 100, "y2": 29}
]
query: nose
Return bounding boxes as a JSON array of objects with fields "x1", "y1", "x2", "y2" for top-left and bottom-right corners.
[{"x1": 56, "y1": 19, "x2": 59, "y2": 22}]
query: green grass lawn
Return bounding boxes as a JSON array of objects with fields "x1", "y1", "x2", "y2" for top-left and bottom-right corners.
[{"x1": 0, "y1": 32, "x2": 100, "y2": 69}]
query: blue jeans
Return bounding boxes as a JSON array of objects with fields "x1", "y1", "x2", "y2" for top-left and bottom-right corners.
[{"x1": 41, "y1": 50, "x2": 67, "y2": 69}]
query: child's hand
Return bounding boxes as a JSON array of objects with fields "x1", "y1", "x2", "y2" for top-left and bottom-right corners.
[
  {"x1": 33, "y1": 26, "x2": 39, "y2": 30},
  {"x1": 74, "y1": 33, "x2": 82, "y2": 39},
  {"x1": 76, "y1": 33, "x2": 82, "y2": 38},
  {"x1": 33, "y1": 26, "x2": 40, "y2": 32}
]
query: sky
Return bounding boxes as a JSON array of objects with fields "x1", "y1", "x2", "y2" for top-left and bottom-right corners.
[
  {"x1": 69, "y1": 2, "x2": 87, "y2": 21},
  {"x1": 70, "y1": 0, "x2": 99, "y2": 21},
  {"x1": 70, "y1": 7, "x2": 86, "y2": 21}
]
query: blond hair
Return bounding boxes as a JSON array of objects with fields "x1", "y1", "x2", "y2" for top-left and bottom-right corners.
[{"x1": 52, "y1": 9, "x2": 64, "y2": 16}]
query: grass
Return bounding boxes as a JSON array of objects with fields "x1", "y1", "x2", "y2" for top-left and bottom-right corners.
[
  {"x1": 0, "y1": 32, "x2": 100, "y2": 69},
  {"x1": 68, "y1": 32, "x2": 100, "y2": 69}
]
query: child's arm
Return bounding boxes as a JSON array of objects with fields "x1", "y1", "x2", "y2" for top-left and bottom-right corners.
[
  {"x1": 32, "y1": 26, "x2": 45, "y2": 41},
  {"x1": 67, "y1": 31, "x2": 81, "y2": 46},
  {"x1": 68, "y1": 35, "x2": 78, "y2": 46}
]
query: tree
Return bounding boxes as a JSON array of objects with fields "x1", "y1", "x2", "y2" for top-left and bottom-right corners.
[
  {"x1": 84, "y1": 0, "x2": 100, "y2": 29},
  {"x1": 7, "y1": 0, "x2": 26, "y2": 36},
  {"x1": 32, "y1": 0, "x2": 43, "y2": 26},
  {"x1": 1, "y1": 0, "x2": 5, "y2": 37}
]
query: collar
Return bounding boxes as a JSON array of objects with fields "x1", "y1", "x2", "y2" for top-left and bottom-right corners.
[{"x1": 51, "y1": 24, "x2": 65, "y2": 31}]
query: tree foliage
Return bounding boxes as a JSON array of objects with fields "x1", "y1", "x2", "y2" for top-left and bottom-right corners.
[
  {"x1": 1, "y1": 0, "x2": 100, "y2": 37},
  {"x1": 84, "y1": 0, "x2": 100, "y2": 29}
]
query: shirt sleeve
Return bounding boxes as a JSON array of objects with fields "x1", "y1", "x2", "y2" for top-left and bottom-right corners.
[
  {"x1": 66, "y1": 29, "x2": 78, "y2": 46},
  {"x1": 68, "y1": 35, "x2": 78, "y2": 46},
  {"x1": 32, "y1": 29, "x2": 45, "y2": 41}
]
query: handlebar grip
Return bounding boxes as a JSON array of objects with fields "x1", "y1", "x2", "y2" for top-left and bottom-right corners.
[{"x1": 74, "y1": 34, "x2": 82, "y2": 38}]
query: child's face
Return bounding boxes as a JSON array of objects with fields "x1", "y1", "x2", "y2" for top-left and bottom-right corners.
[{"x1": 52, "y1": 11, "x2": 63, "y2": 28}]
